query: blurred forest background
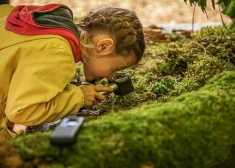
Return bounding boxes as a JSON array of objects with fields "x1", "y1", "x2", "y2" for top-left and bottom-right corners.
[{"x1": 10, "y1": 0, "x2": 232, "y2": 26}]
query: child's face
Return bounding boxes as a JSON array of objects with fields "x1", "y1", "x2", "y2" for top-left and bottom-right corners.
[{"x1": 83, "y1": 52, "x2": 136, "y2": 81}]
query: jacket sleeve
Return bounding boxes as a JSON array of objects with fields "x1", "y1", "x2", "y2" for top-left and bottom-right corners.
[{"x1": 5, "y1": 47, "x2": 84, "y2": 126}]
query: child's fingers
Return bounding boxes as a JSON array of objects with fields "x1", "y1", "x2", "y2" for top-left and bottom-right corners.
[
  {"x1": 79, "y1": 85, "x2": 113, "y2": 107},
  {"x1": 95, "y1": 93, "x2": 106, "y2": 102},
  {"x1": 94, "y1": 85, "x2": 113, "y2": 93}
]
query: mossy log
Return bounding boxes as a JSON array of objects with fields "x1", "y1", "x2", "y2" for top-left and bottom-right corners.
[{"x1": 1, "y1": 71, "x2": 235, "y2": 168}]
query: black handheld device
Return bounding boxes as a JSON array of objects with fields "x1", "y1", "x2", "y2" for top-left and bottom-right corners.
[{"x1": 50, "y1": 116, "x2": 84, "y2": 146}]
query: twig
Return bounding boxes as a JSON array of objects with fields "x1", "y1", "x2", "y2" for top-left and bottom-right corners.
[{"x1": 195, "y1": 42, "x2": 207, "y2": 55}]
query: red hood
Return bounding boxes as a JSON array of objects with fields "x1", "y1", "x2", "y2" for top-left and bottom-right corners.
[{"x1": 5, "y1": 4, "x2": 81, "y2": 62}]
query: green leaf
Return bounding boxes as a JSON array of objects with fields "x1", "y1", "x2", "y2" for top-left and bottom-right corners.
[
  {"x1": 196, "y1": 0, "x2": 207, "y2": 12},
  {"x1": 211, "y1": 0, "x2": 216, "y2": 9},
  {"x1": 230, "y1": 21, "x2": 235, "y2": 28},
  {"x1": 222, "y1": 0, "x2": 235, "y2": 18}
]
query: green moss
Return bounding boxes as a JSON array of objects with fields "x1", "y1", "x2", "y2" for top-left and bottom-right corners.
[
  {"x1": 152, "y1": 76, "x2": 177, "y2": 95},
  {"x1": 1, "y1": 71, "x2": 235, "y2": 168},
  {"x1": 167, "y1": 33, "x2": 187, "y2": 42},
  {"x1": 81, "y1": 25, "x2": 235, "y2": 112},
  {"x1": 178, "y1": 55, "x2": 235, "y2": 92},
  {"x1": 197, "y1": 25, "x2": 235, "y2": 37},
  {"x1": 13, "y1": 134, "x2": 60, "y2": 160}
]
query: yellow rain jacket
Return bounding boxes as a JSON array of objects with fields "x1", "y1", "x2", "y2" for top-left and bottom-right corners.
[
  {"x1": 0, "y1": 5, "x2": 84, "y2": 141},
  {"x1": 0, "y1": 4, "x2": 14, "y2": 18}
]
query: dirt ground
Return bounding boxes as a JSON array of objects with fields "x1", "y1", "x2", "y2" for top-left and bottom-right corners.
[{"x1": 10, "y1": 0, "x2": 232, "y2": 26}]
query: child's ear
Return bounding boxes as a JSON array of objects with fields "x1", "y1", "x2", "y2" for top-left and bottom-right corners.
[{"x1": 96, "y1": 38, "x2": 114, "y2": 54}]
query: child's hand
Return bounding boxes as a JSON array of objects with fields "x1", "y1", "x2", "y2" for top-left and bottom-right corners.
[{"x1": 79, "y1": 85, "x2": 113, "y2": 107}]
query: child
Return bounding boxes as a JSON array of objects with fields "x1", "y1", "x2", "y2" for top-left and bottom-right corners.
[{"x1": 0, "y1": 3, "x2": 146, "y2": 141}]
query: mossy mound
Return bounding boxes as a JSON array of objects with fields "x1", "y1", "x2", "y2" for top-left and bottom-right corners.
[
  {"x1": 1, "y1": 71, "x2": 235, "y2": 168},
  {"x1": 95, "y1": 25, "x2": 235, "y2": 112}
]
